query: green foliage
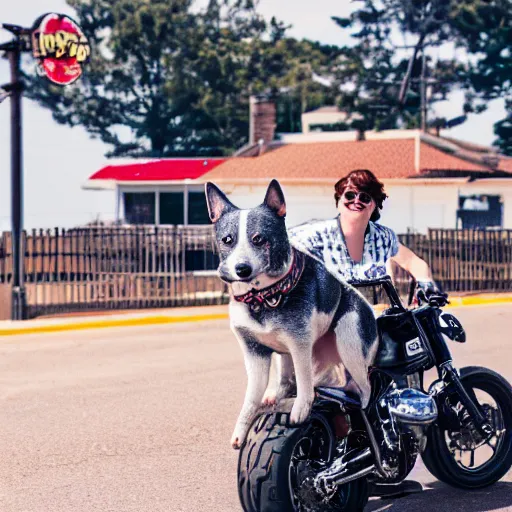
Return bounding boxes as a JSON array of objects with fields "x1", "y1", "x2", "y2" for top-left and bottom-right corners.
[
  {"x1": 449, "y1": 1, "x2": 511, "y2": 151},
  {"x1": 332, "y1": 0, "x2": 512, "y2": 148},
  {"x1": 23, "y1": 0, "x2": 512, "y2": 154},
  {"x1": 23, "y1": 0, "x2": 335, "y2": 156},
  {"x1": 330, "y1": 0, "x2": 465, "y2": 131},
  {"x1": 450, "y1": 1, "x2": 511, "y2": 99},
  {"x1": 494, "y1": 101, "x2": 512, "y2": 155}
]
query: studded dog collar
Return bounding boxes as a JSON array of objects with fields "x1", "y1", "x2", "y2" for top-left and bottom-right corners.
[{"x1": 233, "y1": 249, "x2": 306, "y2": 312}]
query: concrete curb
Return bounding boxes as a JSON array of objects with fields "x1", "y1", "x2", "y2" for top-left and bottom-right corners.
[
  {"x1": 0, "y1": 295, "x2": 511, "y2": 337},
  {"x1": 445, "y1": 296, "x2": 512, "y2": 307},
  {"x1": 0, "y1": 312, "x2": 229, "y2": 337}
]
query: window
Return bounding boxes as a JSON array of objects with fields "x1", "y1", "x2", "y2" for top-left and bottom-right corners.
[
  {"x1": 160, "y1": 192, "x2": 184, "y2": 225},
  {"x1": 124, "y1": 192, "x2": 155, "y2": 224},
  {"x1": 188, "y1": 191, "x2": 210, "y2": 224},
  {"x1": 122, "y1": 189, "x2": 211, "y2": 225},
  {"x1": 457, "y1": 194, "x2": 503, "y2": 229}
]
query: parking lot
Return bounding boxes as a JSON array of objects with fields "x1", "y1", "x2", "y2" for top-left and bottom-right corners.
[{"x1": 1, "y1": 304, "x2": 511, "y2": 511}]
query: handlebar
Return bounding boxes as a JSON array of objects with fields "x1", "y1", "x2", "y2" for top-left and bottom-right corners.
[
  {"x1": 348, "y1": 276, "x2": 407, "y2": 312},
  {"x1": 348, "y1": 275, "x2": 449, "y2": 311}
]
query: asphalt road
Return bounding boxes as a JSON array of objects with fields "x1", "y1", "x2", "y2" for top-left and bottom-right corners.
[{"x1": 1, "y1": 304, "x2": 511, "y2": 512}]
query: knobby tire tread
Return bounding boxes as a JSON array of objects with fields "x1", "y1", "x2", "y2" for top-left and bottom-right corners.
[{"x1": 422, "y1": 366, "x2": 512, "y2": 489}]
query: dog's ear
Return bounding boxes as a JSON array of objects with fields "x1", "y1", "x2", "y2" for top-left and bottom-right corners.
[
  {"x1": 205, "y1": 182, "x2": 237, "y2": 223},
  {"x1": 263, "y1": 179, "x2": 286, "y2": 217}
]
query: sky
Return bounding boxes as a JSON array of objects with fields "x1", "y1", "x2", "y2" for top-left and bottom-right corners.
[{"x1": 0, "y1": 0, "x2": 506, "y2": 231}]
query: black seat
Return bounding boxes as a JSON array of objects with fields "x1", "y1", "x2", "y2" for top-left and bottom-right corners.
[{"x1": 316, "y1": 386, "x2": 362, "y2": 409}]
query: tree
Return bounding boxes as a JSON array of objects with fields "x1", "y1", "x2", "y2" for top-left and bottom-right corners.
[
  {"x1": 449, "y1": 1, "x2": 512, "y2": 153},
  {"x1": 23, "y1": 0, "x2": 336, "y2": 157},
  {"x1": 494, "y1": 101, "x2": 512, "y2": 155},
  {"x1": 330, "y1": 0, "x2": 510, "y2": 139}
]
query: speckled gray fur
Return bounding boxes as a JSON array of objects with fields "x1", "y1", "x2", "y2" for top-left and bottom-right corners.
[{"x1": 205, "y1": 180, "x2": 379, "y2": 448}]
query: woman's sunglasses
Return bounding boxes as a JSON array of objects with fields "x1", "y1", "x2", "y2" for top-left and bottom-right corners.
[{"x1": 343, "y1": 190, "x2": 373, "y2": 205}]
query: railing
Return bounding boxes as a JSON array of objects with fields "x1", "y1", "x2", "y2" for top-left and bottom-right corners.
[
  {"x1": 0, "y1": 226, "x2": 228, "y2": 319},
  {"x1": 0, "y1": 227, "x2": 511, "y2": 319},
  {"x1": 398, "y1": 229, "x2": 512, "y2": 293}
]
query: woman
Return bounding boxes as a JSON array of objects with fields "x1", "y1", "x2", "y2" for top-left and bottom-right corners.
[
  {"x1": 289, "y1": 169, "x2": 443, "y2": 298},
  {"x1": 289, "y1": 169, "x2": 442, "y2": 489}
]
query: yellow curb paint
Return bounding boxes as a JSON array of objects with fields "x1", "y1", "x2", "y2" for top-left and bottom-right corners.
[
  {"x1": 1, "y1": 296, "x2": 511, "y2": 337},
  {"x1": 0, "y1": 313, "x2": 229, "y2": 337},
  {"x1": 460, "y1": 296, "x2": 512, "y2": 306}
]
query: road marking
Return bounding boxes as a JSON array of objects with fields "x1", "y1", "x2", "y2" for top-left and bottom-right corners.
[
  {"x1": 1, "y1": 297, "x2": 510, "y2": 337},
  {"x1": 0, "y1": 313, "x2": 229, "y2": 337}
]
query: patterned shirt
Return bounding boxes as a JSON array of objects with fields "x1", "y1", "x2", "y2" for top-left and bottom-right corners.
[{"x1": 288, "y1": 216, "x2": 400, "y2": 282}]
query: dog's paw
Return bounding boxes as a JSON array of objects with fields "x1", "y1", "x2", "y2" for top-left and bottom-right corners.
[
  {"x1": 261, "y1": 391, "x2": 278, "y2": 407},
  {"x1": 290, "y1": 395, "x2": 314, "y2": 425},
  {"x1": 263, "y1": 384, "x2": 294, "y2": 407},
  {"x1": 231, "y1": 425, "x2": 249, "y2": 450},
  {"x1": 231, "y1": 436, "x2": 243, "y2": 450}
]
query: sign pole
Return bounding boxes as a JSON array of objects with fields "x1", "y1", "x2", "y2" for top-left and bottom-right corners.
[
  {"x1": 8, "y1": 45, "x2": 26, "y2": 320},
  {"x1": 0, "y1": 26, "x2": 28, "y2": 320},
  {"x1": 1, "y1": 15, "x2": 90, "y2": 320}
]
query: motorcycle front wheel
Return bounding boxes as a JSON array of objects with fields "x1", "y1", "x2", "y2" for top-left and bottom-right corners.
[
  {"x1": 237, "y1": 411, "x2": 369, "y2": 512},
  {"x1": 422, "y1": 366, "x2": 512, "y2": 489}
]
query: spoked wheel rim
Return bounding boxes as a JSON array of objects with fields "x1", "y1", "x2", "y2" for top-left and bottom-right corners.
[
  {"x1": 288, "y1": 419, "x2": 353, "y2": 512},
  {"x1": 443, "y1": 386, "x2": 507, "y2": 472}
]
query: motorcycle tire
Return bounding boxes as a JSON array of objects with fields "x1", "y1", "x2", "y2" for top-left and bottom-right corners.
[
  {"x1": 238, "y1": 411, "x2": 369, "y2": 512},
  {"x1": 422, "y1": 366, "x2": 512, "y2": 489}
]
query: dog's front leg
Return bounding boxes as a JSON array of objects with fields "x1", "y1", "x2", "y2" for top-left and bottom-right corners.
[
  {"x1": 231, "y1": 327, "x2": 273, "y2": 449},
  {"x1": 288, "y1": 341, "x2": 315, "y2": 425},
  {"x1": 262, "y1": 353, "x2": 296, "y2": 406}
]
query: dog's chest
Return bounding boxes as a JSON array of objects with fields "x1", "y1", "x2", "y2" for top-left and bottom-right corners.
[
  {"x1": 229, "y1": 300, "x2": 333, "y2": 354},
  {"x1": 230, "y1": 301, "x2": 289, "y2": 353}
]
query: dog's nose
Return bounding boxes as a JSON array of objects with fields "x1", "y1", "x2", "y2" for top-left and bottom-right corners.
[{"x1": 235, "y1": 263, "x2": 252, "y2": 279}]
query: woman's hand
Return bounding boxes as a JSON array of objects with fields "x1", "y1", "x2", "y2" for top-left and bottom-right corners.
[{"x1": 416, "y1": 280, "x2": 449, "y2": 306}]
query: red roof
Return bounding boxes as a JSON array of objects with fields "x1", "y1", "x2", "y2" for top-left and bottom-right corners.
[
  {"x1": 88, "y1": 158, "x2": 227, "y2": 182},
  {"x1": 418, "y1": 143, "x2": 488, "y2": 172},
  {"x1": 201, "y1": 139, "x2": 490, "y2": 182}
]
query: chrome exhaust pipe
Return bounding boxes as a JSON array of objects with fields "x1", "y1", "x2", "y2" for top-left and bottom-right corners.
[
  {"x1": 329, "y1": 464, "x2": 376, "y2": 486},
  {"x1": 314, "y1": 448, "x2": 374, "y2": 488}
]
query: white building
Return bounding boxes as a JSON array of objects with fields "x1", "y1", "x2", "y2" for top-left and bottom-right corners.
[
  {"x1": 83, "y1": 99, "x2": 512, "y2": 234},
  {"x1": 83, "y1": 157, "x2": 227, "y2": 226},
  {"x1": 199, "y1": 129, "x2": 512, "y2": 233}
]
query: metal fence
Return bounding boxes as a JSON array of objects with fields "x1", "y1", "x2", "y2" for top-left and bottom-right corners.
[
  {"x1": 398, "y1": 229, "x2": 512, "y2": 292},
  {"x1": 0, "y1": 227, "x2": 511, "y2": 319},
  {"x1": 0, "y1": 226, "x2": 228, "y2": 319}
]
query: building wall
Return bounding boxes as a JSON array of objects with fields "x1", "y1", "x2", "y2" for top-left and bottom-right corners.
[
  {"x1": 380, "y1": 183, "x2": 460, "y2": 233},
  {"x1": 224, "y1": 181, "x2": 512, "y2": 234},
  {"x1": 301, "y1": 112, "x2": 353, "y2": 134},
  {"x1": 223, "y1": 184, "x2": 338, "y2": 228},
  {"x1": 110, "y1": 180, "x2": 512, "y2": 232}
]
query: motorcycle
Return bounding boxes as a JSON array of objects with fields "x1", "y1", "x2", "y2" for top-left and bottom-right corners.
[{"x1": 237, "y1": 276, "x2": 512, "y2": 512}]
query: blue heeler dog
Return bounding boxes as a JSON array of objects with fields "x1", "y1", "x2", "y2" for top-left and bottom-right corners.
[{"x1": 206, "y1": 179, "x2": 379, "y2": 449}]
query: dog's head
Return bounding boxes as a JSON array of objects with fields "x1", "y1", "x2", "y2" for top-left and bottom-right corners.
[{"x1": 205, "y1": 180, "x2": 290, "y2": 284}]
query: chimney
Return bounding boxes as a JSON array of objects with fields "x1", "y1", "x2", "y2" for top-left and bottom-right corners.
[{"x1": 249, "y1": 95, "x2": 276, "y2": 146}]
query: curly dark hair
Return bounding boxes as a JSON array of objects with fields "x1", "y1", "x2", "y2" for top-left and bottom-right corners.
[{"x1": 334, "y1": 169, "x2": 388, "y2": 222}]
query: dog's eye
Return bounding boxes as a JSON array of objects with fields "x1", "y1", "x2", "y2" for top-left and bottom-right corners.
[
  {"x1": 252, "y1": 234, "x2": 265, "y2": 246},
  {"x1": 222, "y1": 235, "x2": 234, "y2": 245}
]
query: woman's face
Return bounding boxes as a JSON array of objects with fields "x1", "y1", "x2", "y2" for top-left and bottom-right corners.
[{"x1": 337, "y1": 186, "x2": 376, "y2": 223}]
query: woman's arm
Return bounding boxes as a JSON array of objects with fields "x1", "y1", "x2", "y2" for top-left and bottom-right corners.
[{"x1": 390, "y1": 243, "x2": 433, "y2": 282}]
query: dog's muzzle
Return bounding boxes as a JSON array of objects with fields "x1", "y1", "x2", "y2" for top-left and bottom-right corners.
[{"x1": 233, "y1": 249, "x2": 305, "y2": 312}]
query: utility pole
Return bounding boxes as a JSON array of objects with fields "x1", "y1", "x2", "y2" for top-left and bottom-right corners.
[
  {"x1": 0, "y1": 24, "x2": 30, "y2": 320},
  {"x1": 8, "y1": 44, "x2": 25, "y2": 320},
  {"x1": 420, "y1": 48, "x2": 427, "y2": 132}
]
